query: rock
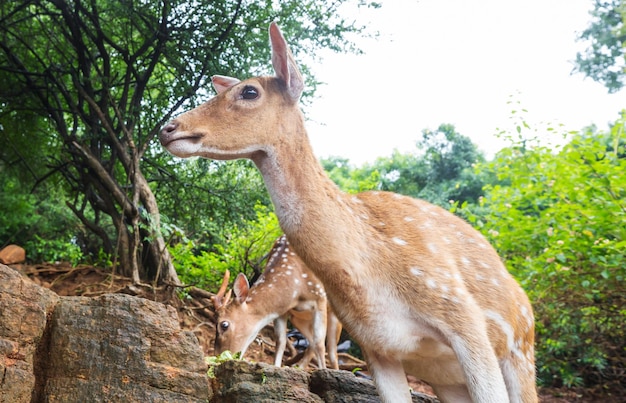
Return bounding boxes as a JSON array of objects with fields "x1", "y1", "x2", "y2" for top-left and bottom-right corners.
[
  {"x1": 0, "y1": 245, "x2": 26, "y2": 264},
  {"x1": 0, "y1": 264, "x2": 209, "y2": 403},
  {"x1": 210, "y1": 360, "x2": 438, "y2": 403},
  {"x1": 0, "y1": 264, "x2": 59, "y2": 403},
  {"x1": 38, "y1": 293, "x2": 209, "y2": 403},
  {"x1": 210, "y1": 359, "x2": 323, "y2": 403},
  {"x1": 0, "y1": 264, "x2": 440, "y2": 402},
  {"x1": 310, "y1": 369, "x2": 438, "y2": 403}
]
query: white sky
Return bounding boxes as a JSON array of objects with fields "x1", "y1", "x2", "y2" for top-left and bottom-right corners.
[{"x1": 304, "y1": 0, "x2": 626, "y2": 165}]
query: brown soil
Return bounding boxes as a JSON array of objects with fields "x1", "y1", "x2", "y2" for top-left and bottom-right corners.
[{"x1": 10, "y1": 262, "x2": 622, "y2": 402}]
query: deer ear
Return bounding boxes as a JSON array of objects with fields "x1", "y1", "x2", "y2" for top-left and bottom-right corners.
[
  {"x1": 212, "y1": 75, "x2": 241, "y2": 94},
  {"x1": 269, "y1": 22, "x2": 304, "y2": 102},
  {"x1": 233, "y1": 273, "x2": 250, "y2": 303}
]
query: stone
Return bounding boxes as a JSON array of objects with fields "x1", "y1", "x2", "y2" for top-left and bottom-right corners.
[
  {"x1": 0, "y1": 245, "x2": 26, "y2": 264},
  {"x1": 0, "y1": 264, "x2": 440, "y2": 402},
  {"x1": 310, "y1": 369, "x2": 438, "y2": 403},
  {"x1": 0, "y1": 264, "x2": 59, "y2": 403},
  {"x1": 210, "y1": 359, "x2": 322, "y2": 403},
  {"x1": 38, "y1": 293, "x2": 210, "y2": 402},
  {"x1": 210, "y1": 360, "x2": 438, "y2": 403}
]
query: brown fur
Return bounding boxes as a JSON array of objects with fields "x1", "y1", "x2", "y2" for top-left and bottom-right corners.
[
  {"x1": 212, "y1": 235, "x2": 341, "y2": 369},
  {"x1": 161, "y1": 22, "x2": 537, "y2": 403}
]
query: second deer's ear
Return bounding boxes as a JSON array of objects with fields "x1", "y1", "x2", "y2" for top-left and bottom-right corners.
[
  {"x1": 212, "y1": 75, "x2": 241, "y2": 94},
  {"x1": 233, "y1": 273, "x2": 250, "y2": 303},
  {"x1": 269, "y1": 22, "x2": 304, "y2": 102}
]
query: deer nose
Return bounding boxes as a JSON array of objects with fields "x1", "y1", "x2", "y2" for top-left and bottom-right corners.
[{"x1": 159, "y1": 121, "x2": 179, "y2": 145}]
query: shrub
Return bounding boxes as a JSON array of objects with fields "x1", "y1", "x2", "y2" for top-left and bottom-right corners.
[{"x1": 459, "y1": 115, "x2": 625, "y2": 388}]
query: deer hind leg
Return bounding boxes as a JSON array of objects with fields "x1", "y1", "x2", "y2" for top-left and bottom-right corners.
[
  {"x1": 367, "y1": 352, "x2": 413, "y2": 403},
  {"x1": 500, "y1": 354, "x2": 538, "y2": 403},
  {"x1": 290, "y1": 307, "x2": 328, "y2": 369},
  {"x1": 272, "y1": 316, "x2": 288, "y2": 367},
  {"x1": 447, "y1": 328, "x2": 510, "y2": 403}
]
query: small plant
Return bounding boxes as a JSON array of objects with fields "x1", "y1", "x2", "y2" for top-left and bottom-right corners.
[{"x1": 205, "y1": 350, "x2": 242, "y2": 378}]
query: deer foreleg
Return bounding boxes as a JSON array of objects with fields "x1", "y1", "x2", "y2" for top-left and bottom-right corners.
[
  {"x1": 326, "y1": 308, "x2": 341, "y2": 370},
  {"x1": 367, "y1": 352, "x2": 412, "y2": 403}
]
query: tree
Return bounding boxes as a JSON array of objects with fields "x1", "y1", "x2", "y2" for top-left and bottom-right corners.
[
  {"x1": 573, "y1": 0, "x2": 626, "y2": 93},
  {"x1": 0, "y1": 0, "x2": 377, "y2": 284},
  {"x1": 414, "y1": 124, "x2": 486, "y2": 206},
  {"x1": 320, "y1": 124, "x2": 486, "y2": 207}
]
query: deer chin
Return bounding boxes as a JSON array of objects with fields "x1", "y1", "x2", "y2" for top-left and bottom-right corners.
[{"x1": 196, "y1": 144, "x2": 268, "y2": 161}]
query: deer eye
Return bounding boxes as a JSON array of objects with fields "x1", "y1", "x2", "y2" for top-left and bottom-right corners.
[
  {"x1": 240, "y1": 86, "x2": 259, "y2": 100},
  {"x1": 220, "y1": 321, "x2": 230, "y2": 331}
]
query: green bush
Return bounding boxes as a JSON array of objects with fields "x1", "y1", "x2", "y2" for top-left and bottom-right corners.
[
  {"x1": 169, "y1": 204, "x2": 282, "y2": 292},
  {"x1": 459, "y1": 114, "x2": 625, "y2": 388},
  {"x1": 0, "y1": 177, "x2": 84, "y2": 264}
]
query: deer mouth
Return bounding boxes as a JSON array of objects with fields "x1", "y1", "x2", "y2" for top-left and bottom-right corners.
[{"x1": 159, "y1": 131, "x2": 203, "y2": 148}]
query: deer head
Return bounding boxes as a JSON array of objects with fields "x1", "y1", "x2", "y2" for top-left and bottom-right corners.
[{"x1": 159, "y1": 23, "x2": 304, "y2": 163}]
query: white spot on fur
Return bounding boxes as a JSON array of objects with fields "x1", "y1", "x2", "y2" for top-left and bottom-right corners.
[
  {"x1": 426, "y1": 279, "x2": 437, "y2": 289},
  {"x1": 427, "y1": 243, "x2": 437, "y2": 253},
  {"x1": 484, "y1": 310, "x2": 524, "y2": 360},
  {"x1": 410, "y1": 267, "x2": 423, "y2": 276},
  {"x1": 393, "y1": 237, "x2": 407, "y2": 246}
]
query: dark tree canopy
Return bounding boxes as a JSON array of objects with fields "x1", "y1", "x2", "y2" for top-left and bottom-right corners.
[{"x1": 0, "y1": 0, "x2": 378, "y2": 284}]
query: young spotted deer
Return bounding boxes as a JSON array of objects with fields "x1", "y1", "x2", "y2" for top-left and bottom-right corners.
[
  {"x1": 212, "y1": 235, "x2": 341, "y2": 369},
  {"x1": 160, "y1": 22, "x2": 537, "y2": 403}
]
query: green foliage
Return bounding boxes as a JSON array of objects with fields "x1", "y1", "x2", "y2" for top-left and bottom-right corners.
[
  {"x1": 152, "y1": 158, "x2": 271, "y2": 248},
  {"x1": 0, "y1": 175, "x2": 84, "y2": 264},
  {"x1": 170, "y1": 205, "x2": 282, "y2": 291},
  {"x1": 322, "y1": 124, "x2": 486, "y2": 208},
  {"x1": 460, "y1": 112, "x2": 626, "y2": 388},
  {"x1": 573, "y1": 0, "x2": 626, "y2": 93},
  {"x1": 321, "y1": 156, "x2": 381, "y2": 193},
  {"x1": 0, "y1": 0, "x2": 378, "y2": 281}
]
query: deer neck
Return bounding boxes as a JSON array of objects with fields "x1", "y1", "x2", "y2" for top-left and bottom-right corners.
[{"x1": 250, "y1": 118, "x2": 365, "y2": 285}]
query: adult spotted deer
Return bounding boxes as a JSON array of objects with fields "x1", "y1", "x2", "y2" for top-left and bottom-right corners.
[
  {"x1": 212, "y1": 235, "x2": 341, "y2": 369},
  {"x1": 160, "y1": 22, "x2": 537, "y2": 403}
]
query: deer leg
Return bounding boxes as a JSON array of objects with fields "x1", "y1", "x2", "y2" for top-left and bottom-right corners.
[
  {"x1": 500, "y1": 355, "x2": 538, "y2": 403},
  {"x1": 366, "y1": 352, "x2": 412, "y2": 403},
  {"x1": 273, "y1": 316, "x2": 288, "y2": 367},
  {"x1": 290, "y1": 309, "x2": 327, "y2": 369},
  {"x1": 447, "y1": 326, "x2": 510, "y2": 403},
  {"x1": 429, "y1": 384, "x2": 472, "y2": 403},
  {"x1": 326, "y1": 307, "x2": 341, "y2": 370}
]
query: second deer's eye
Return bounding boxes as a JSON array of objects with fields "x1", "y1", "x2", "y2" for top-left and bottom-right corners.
[
  {"x1": 241, "y1": 86, "x2": 259, "y2": 100},
  {"x1": 220, "y1": 321, "x2": 230, "y2": 331}
]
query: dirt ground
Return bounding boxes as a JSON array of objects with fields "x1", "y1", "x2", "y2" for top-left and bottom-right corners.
[{"x1": 11, "y1": 262, "x2": 622, "y2": 402}]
